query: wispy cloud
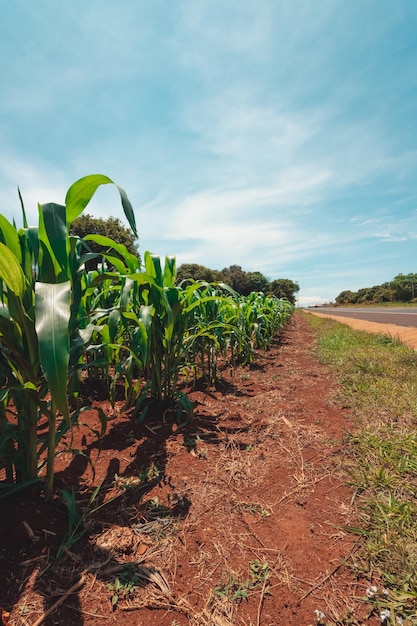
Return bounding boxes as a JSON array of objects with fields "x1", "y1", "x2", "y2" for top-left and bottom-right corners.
[{"x1": 0, "y1": 154, "x2": 68, "y2": 224}]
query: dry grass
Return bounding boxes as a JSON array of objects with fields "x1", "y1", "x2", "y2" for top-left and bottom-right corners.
[{"x1": 310, "y1": 313, "x2": 417, "y2": 623}]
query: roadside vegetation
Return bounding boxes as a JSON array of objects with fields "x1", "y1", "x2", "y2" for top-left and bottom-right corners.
[
  {"x1": 335, "y1": 273, "x2": 417, "y2": 305},
  {"x1": 307, "y1": 313, "x2": 417, "y2": 625}
]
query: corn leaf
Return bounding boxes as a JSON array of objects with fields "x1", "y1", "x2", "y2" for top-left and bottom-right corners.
[
  {"x1": 65, "y1": 174, "x2": 137, "y2": 237},
  {"x1": 163, "y1": 256, "x2": 177, "y2": 288},
  {"x1": 17, "y1": 186, "x2": 29, "y2": 229},
  {"x1": 83, "y1": 234, "x2": 139, "y2": 273},
  {"x1": 35, "y1": 281, "x2": 71, "y2": 421},
  {"x1": 39, "y1": 202, "x2": 68, "y2": 277},
  {"x1": 0, "y1": 242, "x2": 25, "y2": 296},
  {"x1": 145, "y1": 252, "x2": 163, "y2": 284},
  {"x1": 0, "y1": 215, "x2": 22, "y2": 262},
  {"x1": 37, "y1": 203, "x2": 66, "y2": 282}
]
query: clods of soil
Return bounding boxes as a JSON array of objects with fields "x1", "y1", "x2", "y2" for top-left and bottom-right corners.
[{"x1": 0, "y1": 312, "x2": 379, "y2": 625}]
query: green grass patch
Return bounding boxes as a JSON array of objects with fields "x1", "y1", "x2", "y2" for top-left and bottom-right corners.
[{"x1": 305, "y1": 313, "x2": 417, "y2": 624}]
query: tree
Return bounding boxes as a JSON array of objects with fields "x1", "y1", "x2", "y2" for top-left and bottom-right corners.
[
  {"x1": 373, "y1": 285, "x2": 394, "y2": 302},
  {"x1": 268, "y1": 278, "x2": 300, "y2": 304},
  {"x1": 176, "y1": 263, "x2": 222, "y2": 284},
  {"x1": 70, "y1": 214, "x2": 139, "y2": 270},
  {"x1": 391, "y1": 273, "x2": 417, "y2": 302},
  {"x1": 335, "y1": 290, "x2": 358, "y2": 305},
  {"x1": 247, "y1": 271, "x2": 269, "y2": 293},
  {"x1": 220, "y1": 265, "x2": 252, "y2": 295}
]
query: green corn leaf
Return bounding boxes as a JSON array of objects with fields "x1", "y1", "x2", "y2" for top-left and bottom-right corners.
[
  {"x1": 0, "y1": 215, "x2": 22, "y2": 262},
  {"x1": 0, "y1": 242, "x2": 26, "y2": 296},
  {"x1": 35, "y1": 281, "x2": 71, "y2": 422},
  {"x1": 26, "y1": 226, "x2": 40, "y2": 271},
  {"x1": 163, "y1": 256, "x2": 177, "y2": 287},
  {"x1": 17, "y1": 186, "x2": 29, "y2": 229},
  {"x1": 18, "y1": 229, "x2": 35, "y2": 284},
  {"x1": 83, "y1": 234, "x2": 139, "y2": 273},
  {"x1": 37, "y1": 203, "x2": 66, "y2": 282},
  {"x1": 97, "y1": 254, "x2": 128, "y2": 275},
  {"x1": 39, "y1": 202, "x2": 68, "y2": 276},
  {"x1": 65, "y1": 174, "x2": 137, "y2": 237},
  {"x1": 86, "y1": 271, "x2": 155, "y2": 294},
  {"x1": 144, "y1": 252, "x2": 163, "y2": 285},
  {"x1": 120, "y1": 278, "x2": 133, "y2": 311},
  {"x1": 108, "y1": 309, "x2": 121, "y2": 343},
  {"x1": 4, "y1": 291, "x2": 40, "y2": 377},
  {"x1": 0, "y1": 302, "x2": 10, "y2": 319}
]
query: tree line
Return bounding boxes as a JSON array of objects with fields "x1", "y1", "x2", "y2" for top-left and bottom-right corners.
[
  {"x1": 335, "y1": 273, "x2": 417, "y2": 305},
  {"x1": 177, "y1": 264, "x2": 299, "y2": 303},
  {"x1": 71, "y1": 215, "x2": 300, "y2": 304}
]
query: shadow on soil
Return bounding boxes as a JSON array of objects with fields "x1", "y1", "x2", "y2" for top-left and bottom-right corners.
[{"x1": 0, "y1": 332, "x2": 290, "y2": 624}]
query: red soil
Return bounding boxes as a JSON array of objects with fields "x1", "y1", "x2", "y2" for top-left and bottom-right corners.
[{"x1": 0, "y1": 312, "x2": 379, "y2": 625}]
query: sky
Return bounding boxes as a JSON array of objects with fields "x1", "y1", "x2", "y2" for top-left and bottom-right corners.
[{"x1": 0, "y1": 1, "x2": 416, "y2": 306}]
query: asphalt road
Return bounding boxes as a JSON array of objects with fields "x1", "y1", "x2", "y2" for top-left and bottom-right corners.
[{"x1": 307, "y1": 307, "x2": 417, "y2": 328}]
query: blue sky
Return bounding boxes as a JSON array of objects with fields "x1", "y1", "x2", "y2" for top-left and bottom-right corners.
[{"x1": 1, "y1": 1, "x2": 416, "y2": 305}]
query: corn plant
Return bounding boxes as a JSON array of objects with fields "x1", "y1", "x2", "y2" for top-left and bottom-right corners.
[
  {"x1": 83, "y1": 251, "x2": 197, "y2": 417},
  {"x1": 0, "y1": 174, "x2": 137, "y2": 498},
  {"x1": 238, "y1": 292, "x2": 293, "y2": 355},
  {"x1": 130, "y1": 253, "x2": 194, "y2": 419},
  {"x1": 82, "y1": 255, "x2": 241, "y2": 417},
  {"x1": 179, "y1": 281, "x2": 242, "y2": 381}
]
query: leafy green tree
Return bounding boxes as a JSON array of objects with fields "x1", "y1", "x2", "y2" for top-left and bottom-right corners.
[
  {"x1": 391, "y1": 273, "x2": 417, "y2": 302},
  {"x1": 268, "y1": 278, "x2": 299, "y2": 304},
  {"x1": 357, "y1": 287, "x2": 374, "y2": 303},
  {"x1": 355, "y1": 284, "x2": 394, "y2": 304},
  {"x1": 335, "y1": 290, "x2": 358, "y2": 305},
  {"x1": 176, "y1": 263, "x2": 222, "y2": 284},
  {"x1": 373, "y1": 285, "x2": 394, "y2": 302},
  {"x1": 247, "y1": 271, "x2": 269, "y2": 293},
  {"x1": 178, "y1": 261, "x2": 299, "y2": 302},
  {"x1": 70, "y1": 214, "x2": 139, "y2": 269},
  {"x1": 336, "y1": 280, "x2": 400, "y2": 305},
  {"x1": 220, "y1": 265, "x2": 252, "y2": 295}
]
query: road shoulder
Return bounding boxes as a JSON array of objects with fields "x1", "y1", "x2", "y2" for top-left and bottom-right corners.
[{"x1": 304, "y1": 310, "x2": 417, "y2": 349}]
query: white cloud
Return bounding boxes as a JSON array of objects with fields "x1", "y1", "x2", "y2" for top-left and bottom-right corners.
[{"x1": 0, "y1": 155, "x2": 68, "y2": 225}]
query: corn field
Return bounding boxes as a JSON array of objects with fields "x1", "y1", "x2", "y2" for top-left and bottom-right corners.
[{"x1": 0, "y1": 175, "x2": 293, "y2": 498}]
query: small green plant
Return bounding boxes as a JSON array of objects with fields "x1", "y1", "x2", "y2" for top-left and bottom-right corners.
[
  {"x1": 213, "y1": 561, "x2": 269, "y2": 604},
  {"x1": 18, "y1": 604, "x2": 30, "y2": 616},
  {"x1": 107, "y1": 565, "x2": 139, "y2": 609},
  {"x1": 213, "y1": 573, "x2": 250, "y2": 603},
  {"x1": 145, "y1": 463, "x2": 160, "y2": 481},
  {"x1": 249, "y1": 559, "x2": 269, "y2": 585}
]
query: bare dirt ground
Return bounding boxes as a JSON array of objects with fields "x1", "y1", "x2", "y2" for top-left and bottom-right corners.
[{"x1": 0, "y1": 313, "x2": 380, "y2": 626}]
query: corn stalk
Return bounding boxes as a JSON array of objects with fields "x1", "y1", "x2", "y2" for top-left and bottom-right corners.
[{"x1": 0, "y1": 175, "x2": 136, "y2": 498}]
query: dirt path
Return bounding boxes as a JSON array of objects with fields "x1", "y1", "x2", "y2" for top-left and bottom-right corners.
[
  {"x1": 0, "y1": 313, "x2": 378, "y2": 625},
  {"x1": 305, "y1": 310, "x2": 417, "y2": 349}
]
